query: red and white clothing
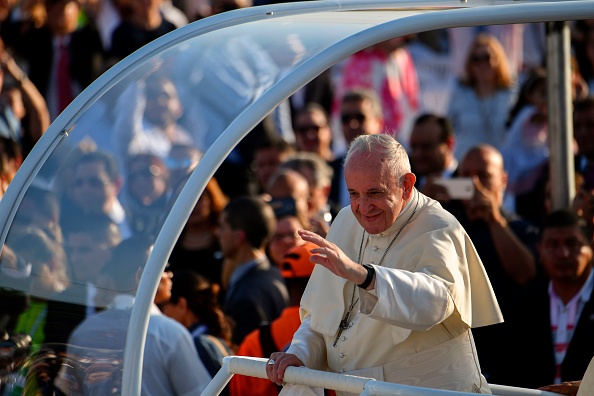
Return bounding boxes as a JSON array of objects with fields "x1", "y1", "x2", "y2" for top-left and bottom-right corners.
[
  {"x1": 549, "y1": 271, "x2": 594, "y2": 383},
  {"x1": 332, "y1": 46, "x2": 420, "y2": 146}
]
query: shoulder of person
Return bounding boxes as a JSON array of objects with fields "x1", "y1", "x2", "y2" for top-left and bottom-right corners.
[{"x1": 502, "y1": 210, "x2": 540, "y2": 238}]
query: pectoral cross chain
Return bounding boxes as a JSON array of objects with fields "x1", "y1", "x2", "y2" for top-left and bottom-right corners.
[{"x1": 333, "y1": 297, "x2": 358, "y2": 347}]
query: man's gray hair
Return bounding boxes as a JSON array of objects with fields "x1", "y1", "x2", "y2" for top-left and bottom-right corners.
[{"x1": 344, "y1": 134, "x2": 411, "y2": 185}]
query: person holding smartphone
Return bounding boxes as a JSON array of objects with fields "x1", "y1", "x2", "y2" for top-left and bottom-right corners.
[{"x1": 453, "y1": 144, "x2": 540, "y2": 385}]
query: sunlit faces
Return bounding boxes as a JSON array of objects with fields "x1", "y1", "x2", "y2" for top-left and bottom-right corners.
[
  {"x1": 154, "y1": 269, "x2": 173, "y2": 305},
  {"x1": 67, "y1": 233, "x2": 115, "y2": 282},
  {"x1": 47, "y1": 0, "x2": 80, "y2": 36},
  {"x1": 127, "y1": 158, "x2": 169, "y2": 206},
  {"x1": 144, "y1": 79, "x2": 183, "y2": 128},
  {"x1": 345, "y1": 152, "x2": 412, "y2": 235},
  {"x1": 293, "y1": 109, "x2": 332, "y2": 161},
  {"x1": 538, "y1": 226, "x2": 593, "y2": 284},
  {"x1": 253, "y1": 147, "x2": 285, "y2": 191},
  {"x1": 215, "y1": 212, "x2": 241, "y2": 259},
  {"x1": 459, "y1": 146, "x2": 507, "y2": 202},
  {"x1": 187, "y1": 192, "x2": 212, "y2": 226},
  {"x1": 341, "y1": 98, "x2": 383, "y2": 145},
  {"x1": 268, "y1": 215, "x2": 303, "y2": 266},
  {"x1": 467, "y1": 44, "x2": 498, "y2": 82},
  {"x1": 409, "y1": 119, "x2": 449, "y2": 177},
  {"x1": 72, "y1": 160, "x2": 118, "y2": 214}
]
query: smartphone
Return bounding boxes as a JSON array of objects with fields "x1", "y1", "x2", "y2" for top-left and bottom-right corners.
[{"x1": 433, "y1": 177, "x2": 475, "y2": 200}]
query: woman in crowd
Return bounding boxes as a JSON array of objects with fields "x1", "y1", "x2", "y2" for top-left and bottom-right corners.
[
  {"x1": 160, "y1": 271, "x2": 234, "y2": 379},
  {"x1": 168, "y1": 177, "x2": 228, "y2": 287},
  {"x1": 447, "y1": 33, "x2": 515, "y2": 160}
]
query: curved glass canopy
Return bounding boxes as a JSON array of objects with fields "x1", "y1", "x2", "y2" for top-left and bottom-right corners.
[{"x1": 0, "y1": 0, "x2": 593, "y2": 394}]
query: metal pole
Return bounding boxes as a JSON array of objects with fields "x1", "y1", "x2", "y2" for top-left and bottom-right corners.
[{"x1": 546, "y1": 21, "x2": 574, "y2": 210}]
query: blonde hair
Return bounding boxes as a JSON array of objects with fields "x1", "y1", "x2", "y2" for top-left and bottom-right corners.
[{"x1": 463, "y1": 33, "x2": 513, "y2": 89}]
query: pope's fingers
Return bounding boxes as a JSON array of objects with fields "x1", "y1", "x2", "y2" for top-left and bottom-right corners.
[
  {"x1": 266, "y1": 352, "x2": 304, "y2": 385},
  {"x1": 266, "y1": 352, "x2": 284, "y2": 382},
  {"x1": 310, "y1": 247, "x2": 330, "y2": 258},
  {"x1": 298, "y1": 229, "x2": 328, "y2": 246}
]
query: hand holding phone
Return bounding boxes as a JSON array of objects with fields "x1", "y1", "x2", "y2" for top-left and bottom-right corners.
[{"x1": 433, "y1": 177, "x2": 475, "y2": 200}]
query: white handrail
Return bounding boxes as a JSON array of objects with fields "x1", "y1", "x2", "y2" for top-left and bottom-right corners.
[{"x1": 201, "y1": 356, "x2": 563, "y2": 396}]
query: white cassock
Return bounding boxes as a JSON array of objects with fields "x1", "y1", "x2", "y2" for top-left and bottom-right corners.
[
  {"x1": 578, "y1": 357, "x2": 594, "y2": 396},
  {"x1": 284, "y1": 189, "x2": 503, "y2": 395}
]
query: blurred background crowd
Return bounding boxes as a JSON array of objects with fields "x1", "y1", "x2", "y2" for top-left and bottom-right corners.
[{"x1": 0, "y1": 0, "x2": 593, "y2": 394}]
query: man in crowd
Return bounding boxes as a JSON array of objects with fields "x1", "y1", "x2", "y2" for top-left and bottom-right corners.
[
  {"x1": 266, "y1": 168, "x2": 312, "y2": 235},
  {"x1": 329, "y1": 89, "x2": 384, "y2": 209},
  {"x1": 280, "y1": 152, "x2": 336, "y2": 237},
  {"x1": 44, "y1": 213, "x2": 122, "y2": 346},
  {"x1": 267, "y1": 134, "x2": 502, "y2": 393},
  {"x1": 231, "y1": 242, "x2": 316, "y2": 396},
  {"x1": 455, "y1": 144, "x2": 539, "y2": 383},
  {"x1": 504, "y1": 210, "x2": 594, "y2": 389},
  {"x1": 218, "y1": 196, "x2": 288, "y2": 345},
  {"x1": 69, "y1": 149, "x2": 132, "y2": 239},
  {"x1": 56, "y1": 236, "x2": 211, "y2": 395},
  {"x1": 292, "y1": 103, "x2": 334, "y2": 163},
  {"x1": 408, "y1": 113, "x2": 458, "y2": 193}
]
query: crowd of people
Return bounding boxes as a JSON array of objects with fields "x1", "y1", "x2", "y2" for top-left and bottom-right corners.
[{"x1": 0, "y1": 0, "x2": 593, "y2": 394}]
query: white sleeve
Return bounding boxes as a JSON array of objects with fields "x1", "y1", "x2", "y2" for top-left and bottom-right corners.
[
  {"x1": 359, "y1": 265, "x2": 455, "y2": 331},
  {"x1": 285, "y1": 316, "x2": 328, "y2": 371}
]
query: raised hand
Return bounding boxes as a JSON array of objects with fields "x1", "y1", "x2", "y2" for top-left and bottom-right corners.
[{"x1": 298, "y1": 229, "x2": 368, "y2": 286}]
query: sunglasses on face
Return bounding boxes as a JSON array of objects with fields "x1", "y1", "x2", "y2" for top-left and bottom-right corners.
[
  {"x1": 470, "y1": 53, "x2": 492, "y2": 63},
  {"x1": 341, "y1": 113, "x2": 366, "y2": 124},
  {"x1": 73, "y1": 177, "x2": 109, "y2": 189},
  {"x1": 165, "y1": 157, "x2": 195, "y2": 170},
  {"x1": 295, "y1": 124, "x2": 326, "y2": 134}
]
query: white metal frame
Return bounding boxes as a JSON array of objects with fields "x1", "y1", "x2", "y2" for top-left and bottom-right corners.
[
  {"x1": 107, "y1": 1, "x2": 594, "y2": 394},
  {"x1": 1, "y1": 1, "x2": 593, "y2": 395},
  {"x1": 202, "y1": 356, "x2": 561, "y2": 396}
]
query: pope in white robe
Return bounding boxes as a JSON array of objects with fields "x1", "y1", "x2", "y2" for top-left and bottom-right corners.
[{"x1": 266, "y1": 134, "x2": 503, "y2": 395}]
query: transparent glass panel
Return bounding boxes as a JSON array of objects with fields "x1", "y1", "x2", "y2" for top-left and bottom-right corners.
[
  {"x1": 0, "y1": 8, "x2": 394, "y2": 394},
  {"x1": 0, "y1": 1, "x2": 584, "y2": 393}
]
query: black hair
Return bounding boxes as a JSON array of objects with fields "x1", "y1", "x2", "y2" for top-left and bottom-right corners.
[
  {"x1": 223, "y1": 196, "x2": 276, "y2": 249},
  {"x1": 169, "y1": 271, "x2": 232, "y2": 345},
  {"x1": 540, "y1": 209, "x2": 592, "y2": 241},
  {"x1": 413, "y1": 113, "x2": 454, "y2": 143}
]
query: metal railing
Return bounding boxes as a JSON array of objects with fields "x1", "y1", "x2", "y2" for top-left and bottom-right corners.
[{"x1": 201, "y1": 356, "x2": 561, "y2": 396}]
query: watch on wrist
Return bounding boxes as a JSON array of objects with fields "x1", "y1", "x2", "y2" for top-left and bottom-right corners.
[{"x1": 357, "y1": 263, "x2": 375, "y2": 289}]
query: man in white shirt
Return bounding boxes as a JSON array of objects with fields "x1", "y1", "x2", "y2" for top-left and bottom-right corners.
[
  {"x1": 504, "y1": 209, "x2": 594, "y2": 389},
  {"x1": 56, "y1": 235, "x2": 211, "y2": 395},
  {"x1": 408, "y1": 113, "x2": 458, "y2": 193}
]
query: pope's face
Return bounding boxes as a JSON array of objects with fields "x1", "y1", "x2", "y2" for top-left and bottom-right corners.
[{"x1": 345, "y1": 152, "x2": 409, "y2": 234}]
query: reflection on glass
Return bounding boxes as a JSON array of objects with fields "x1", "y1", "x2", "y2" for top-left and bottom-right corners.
[{"x1": 0, "y1": 6, "x2": 383, "y2": 394}]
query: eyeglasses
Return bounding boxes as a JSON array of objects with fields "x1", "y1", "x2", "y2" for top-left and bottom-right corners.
[
  {"x1": 165, "y1": 156, "x2": 195, "y2": 170},
  {"x1": 410, "y1": 142, "x2": 441, "y2": 152},
  {"x1": 470, "y1": 53, "x2": 492, "y2": 64},
  {"x1": 67, "y1": 244, "x2": 112, "y2": 255},
  {"x1": 295, "y1": 124, "x2": 326, "y2": 134},
  {"x1": 73, "y1": 177, "x2": 109, "y2": 189},
  {"x1": 541, "y1": 239, "x2": 586, "y2": 254},
  {"x1": 129, "y1": 169, "x2": 163, "y2": 180},
  {"x1": 341, "y1": 113, "x2": 366, "y2": 125},
  {"x1": 271, "y1": 232, "x2": 300, "y2": 243}
]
